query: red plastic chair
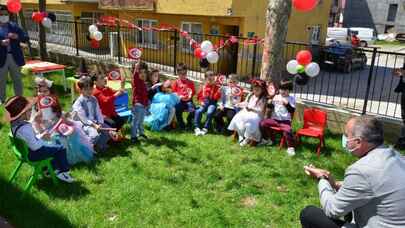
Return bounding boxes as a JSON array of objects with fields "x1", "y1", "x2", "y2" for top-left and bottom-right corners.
[
  {"x1": 296, "y1": 108, "x2": 327, "y2": 156},
  {"x1": 269, "y1": 112, "x2": 295, "y2": 149}
]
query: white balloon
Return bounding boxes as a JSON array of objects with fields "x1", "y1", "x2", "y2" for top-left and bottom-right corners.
[
  {"x1": 41, "y1": 17, "x2": 52, "y2": 29},
  {"x1": 206, "y1": 51, "x2": 219, "y2": 64},
  {"x1": 88, "y1": 24, "x2": 98, "y2": 33},
  {"x1": 92, "y1": 31, "x2": 103, "y2": 41},
  {"x1": 305, "y1": 62, "x2": 320, "y2": 77},
  {"x1": 286, "y1": 60, "x2": 299, "y2": 75},
  {"x1": 200, "y1": 40, "x2": 213, "y2": 53}
]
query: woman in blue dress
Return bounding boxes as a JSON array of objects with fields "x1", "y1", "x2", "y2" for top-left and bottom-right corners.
[{"x1": 144, "y1": 80, "x2": 180, "y2": 131}]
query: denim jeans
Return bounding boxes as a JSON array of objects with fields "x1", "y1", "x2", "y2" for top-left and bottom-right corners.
[
  {"x1": 175, "y1": 100, "x2": 195, "y2": 129},
  {"x1": 194, "y1": 100, "x2": 217, "y2": 129},
  {"x1": 28, "y1": 145, "x2": 70, "y2": 173},
  {"x1": 131, "y1": 103, "x2": 146, "y2": 138}
]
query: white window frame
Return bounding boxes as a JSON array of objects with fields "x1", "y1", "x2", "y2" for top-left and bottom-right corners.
[
  {"x1": 181, "y1": 22, "x2": 203, "y2": 53},
  {"x1": 135, "y1": 19, "x2": 158, "y2": 49},
  {"x1": 310, "y1": 25, "x2": 321, "y2": 45}
]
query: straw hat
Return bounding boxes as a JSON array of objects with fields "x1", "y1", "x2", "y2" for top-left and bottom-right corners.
[{"x1": 4, "y1": 96, "x2": 35, "y2": 121}]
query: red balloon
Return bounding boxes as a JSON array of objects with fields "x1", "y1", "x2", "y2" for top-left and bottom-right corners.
[
  {"x1": 90, "y1": 39, "x2": 100, "y2": 49},
  {"x1": 7, "y1": 0, "x2": 22, "y2": 14},
  {"x1": 293, "y1": 0, "x2": 318, "y2": 12},
  {"x1": 194, "y1": 48, "x2": 206, "y2": 59},
  {"x1": 32, "y1": 12, "x2": 44, "y2": 23},
  {"x1": 296, "y1": 50, "x2": 312, "y2": 66}
]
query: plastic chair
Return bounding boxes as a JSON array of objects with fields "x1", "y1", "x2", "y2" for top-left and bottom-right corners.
[
  {"x1": 269, "y1": 112, "x2": 295, "y2": 149},
  {"x1": 8, "y1": 133, "x2": 58, "y2": 193},
  {"x1": 114, "y1": 92, "x2": 132, "y2": 121},
  {"x1": 295, "y1": 108, "x2": 327, "y2": 156}
]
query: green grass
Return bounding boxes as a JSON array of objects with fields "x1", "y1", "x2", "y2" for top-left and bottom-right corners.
[{"x1": 0, "y1": 72, "x2": 356, "y2": 227}]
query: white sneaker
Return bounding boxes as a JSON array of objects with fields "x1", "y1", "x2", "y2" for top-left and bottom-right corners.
[
  {"x1": 56, "y1": 172, "x2": 75, "y2": 183},
  {"x1": 201, "y1": 128, "x2": 208, "y2": 135},
  {"x1": 258, "y1": 138, "x2": 273, "y2": 146},
  {"x1": 238, "y1": 135, "x2": 245, "y2": 143},
  {"x1": 240, "y1": 138, "x2": 249, "y2": 147},
  {"x1": 194, "y1": 128, "x2": 202, "y2": 136},
  {"x1": 287, "y1": 147, "x2": 296, "y2": 157}
]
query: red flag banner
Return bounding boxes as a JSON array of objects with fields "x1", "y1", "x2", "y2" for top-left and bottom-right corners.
[{"x1": 99, "y1": 0, "x2": 155, "y2": 10}]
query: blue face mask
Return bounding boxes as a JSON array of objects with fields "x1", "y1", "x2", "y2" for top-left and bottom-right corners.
[{"x1": 342, "y1": 134, "x2": 356, "y2": 153}]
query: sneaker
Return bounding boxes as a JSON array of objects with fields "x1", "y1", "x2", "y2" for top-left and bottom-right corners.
[
  {"x1": 201, "y1": 128, "x2": 208, "y2": 135},
  {"x1": 287, "y1": 147, "x2": 296, "y2": 157},
  {"x1": 238, "y1": 135, "x2": 245, "y2": 143},
  {"x1": 139, "y1": 134, "x2": 148, "y2": 140},
  {"x1": 258, "y1": 138, "x2": 273, "y2": 146},
  {"x1": 239, "y1": 138, "x2": 249, "y2": 147},
  {"x1": 56, "y1": 172, "x2": 75, "y2": 183},
  {"x1": 194, "y1": 128, "x2": 202, "y2": 136}
]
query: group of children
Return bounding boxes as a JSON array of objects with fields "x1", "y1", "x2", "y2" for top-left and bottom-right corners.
[{"x1": 4, "y1": 61, "x2": 297, "y2": 183}]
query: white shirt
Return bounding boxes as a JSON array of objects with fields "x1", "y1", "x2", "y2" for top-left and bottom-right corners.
[{"x1": 271, "y1": 94, "x2": 296, "y2": 121}]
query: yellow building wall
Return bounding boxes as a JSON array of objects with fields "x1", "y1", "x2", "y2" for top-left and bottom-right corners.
[{"x1": 155, "y1": 0, "x2": 233, "y2": 16}]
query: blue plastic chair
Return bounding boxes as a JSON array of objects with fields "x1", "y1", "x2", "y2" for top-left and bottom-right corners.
[{"x1": 115, "y1": 92, "x2": 132, "y2": 121}]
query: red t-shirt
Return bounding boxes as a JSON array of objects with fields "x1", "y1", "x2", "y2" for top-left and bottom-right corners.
[
  {"x1": 132, "y1": 72, "x2": 149, "y2": 106},
  {"x1": 93, "y1": 86, "x2": 118, "y2": 118},
  {"x1": 197, "y1": 83, "x2": 221, "y2": 103},
  {"x1": 172, "y1": 79, "x2": 196, "y2": 102}
]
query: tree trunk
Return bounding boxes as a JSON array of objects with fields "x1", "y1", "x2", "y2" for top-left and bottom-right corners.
[
  {"x1": 260, "y1": 0, "x2": 292, "y2": 83},
  {"x1": 39, "y1": 0, "x2": 47, "y2": 60},
  {"x1": 18, "y1": 11, "x2": 34, "y2": 58}
]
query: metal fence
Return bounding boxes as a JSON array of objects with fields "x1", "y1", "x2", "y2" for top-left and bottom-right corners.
[{"x1": 22, "y1": 19, "x2": 405, "y2": 120}]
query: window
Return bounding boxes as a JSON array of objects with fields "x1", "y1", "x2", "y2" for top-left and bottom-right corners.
[
  {"x1": 135, "y1": 19, "x2": 158, "y2": 47},
  {"x1": 387, "y1": 4, "x2": 398, "y2": 22},
  {"x1": 181, "y1": 22, "x2": 203, "y2": 52},
  {"x1": 310, "y1": 25, "x2": 321, "y2": 44},
  {"x1": 80, "y1": 12, "x2": 104, "y2": 24}
]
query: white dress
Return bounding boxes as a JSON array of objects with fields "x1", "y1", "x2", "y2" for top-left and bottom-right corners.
[{"x1": 228, "y1": 94, "x2": 265, "y2": 142}]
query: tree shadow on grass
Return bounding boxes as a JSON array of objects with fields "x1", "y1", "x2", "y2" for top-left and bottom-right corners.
[
  {"x1": 36, "y1": 179, "x2": 90, "y2": 200},
  {"x1": 0, "y1": 176, "x2": 75, "y2": 228},
  {"x1": 144, "y1": 136, "x2": 188, "y2": 152}
]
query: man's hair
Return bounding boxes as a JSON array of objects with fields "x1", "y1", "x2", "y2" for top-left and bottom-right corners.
[
  {"x1": 151, "y1": 68, "x2": 159, "y2": 74},
  {"x1": 351, "y1": 116, "x2": 384, "y2": 146},
  {"x1": 77, "y1": 76, "x2": 94, "y2": 89},
  {"x1": 0, "y1": 5, "x2": 8, "y2": 12},
  {"x1": 176, "y1": 63, "x2": 187, "y2": 73}
]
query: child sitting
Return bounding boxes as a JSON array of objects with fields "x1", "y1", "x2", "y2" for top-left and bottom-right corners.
[
  {"x1": 92, "y1": 71, "x2": 127, "y2": 130},
  {"x1": 72, "y1": 76, "x2": 113, "y2": 153},
  {"x1": 214, "y1": 74, "x2": 243, "y2": 134},
  {"x1": 172, "y1": 63, "x2": 196, "y2": 130},
  {"x1": 194, "y1": 71, "x2": 221, "y2": 136},
  {"x1": 144, "y1": 80, "x2": 180, "y2": 131},
  {"x1": 131, "y1": 61, "x2": 149, "y2": 143},
  {"x1": 5, "y1": 96, "x2": 74, "y2": 183},
  {"x1": 228, "y1": 79, "x2": 267, "y2": 147},
  {"x1": 146, "y1": 68, "x2": 162, "y2": 101},
  {"x1": 260, "y1": 80, "x2": 296, "y2": 156}
]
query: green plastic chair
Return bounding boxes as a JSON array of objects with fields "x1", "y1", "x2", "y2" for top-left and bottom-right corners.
[{"x1": 8, "y1": 133, "x2": 58, "y2": 192}]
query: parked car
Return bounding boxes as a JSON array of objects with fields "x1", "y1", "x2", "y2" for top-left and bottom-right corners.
[
  {"x1": 349, "y1": 27, "x2": 376, "y2": 47},
  {"x1": 396, "y1": 33, "x2": 405, "y2": 43},
  {"x1": 327, "y1": 27, "x2": 350, "y2": 45},
  {"x1": 321, "y1": 44, "x2": 367, "y2": 73}
]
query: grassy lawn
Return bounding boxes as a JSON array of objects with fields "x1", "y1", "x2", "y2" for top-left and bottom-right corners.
[{"x1": 0, "y1": 72, "x2": 357, "y2": 227}]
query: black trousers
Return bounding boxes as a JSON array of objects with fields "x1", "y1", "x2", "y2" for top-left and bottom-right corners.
[
  {"x1": 300, "y1": 206, "x2": 345, "y2": 228},
  {"x1": 104, "y1": 115, "x2": 127, "y2": 130},
  {"x1": 214, "y1": 108, "x2": 236, "y2": 132},
  {"x1": 396, "y1": 93, "x2": 405, "y2": 147}
]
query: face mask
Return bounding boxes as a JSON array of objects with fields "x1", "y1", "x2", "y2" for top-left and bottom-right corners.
[
  {"x1": 342, "y1": 134, "x2": 357, "y2": 153},
  {"x1": 0, "y1": 16, "x2": 9, "y2": 24}
]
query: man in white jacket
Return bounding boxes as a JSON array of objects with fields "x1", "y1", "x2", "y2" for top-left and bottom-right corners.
[{"x1": 300, "y1": 116, "x2": 405, "y2": 228}]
